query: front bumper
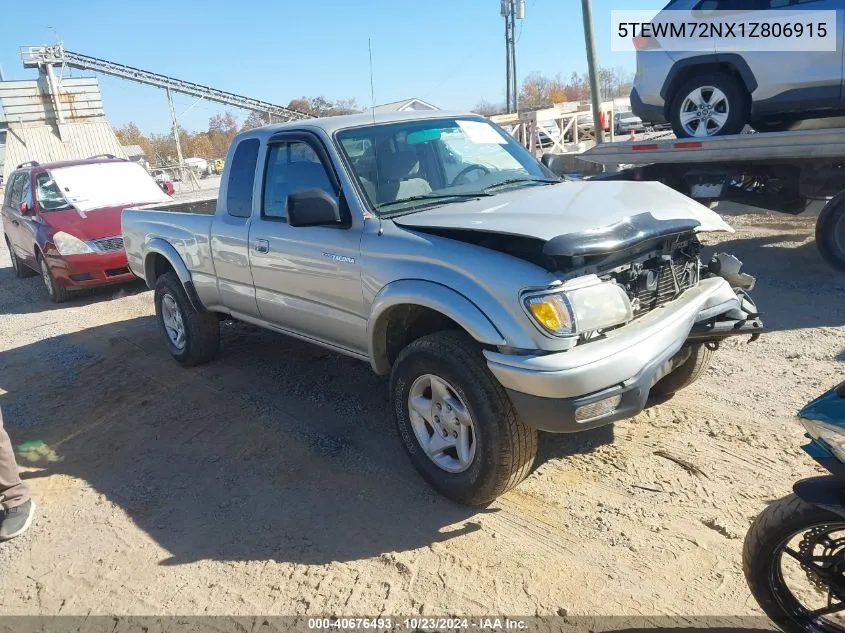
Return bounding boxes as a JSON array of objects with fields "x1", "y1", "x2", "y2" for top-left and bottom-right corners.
[
  {"x1": 485, "y1": 277, "x2": 759, "y2": 433},
  {"x1": 46, "y1": 250, "x2": 135, "y2": 288}
]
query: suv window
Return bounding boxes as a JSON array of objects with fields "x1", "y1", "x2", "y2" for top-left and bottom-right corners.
[
  {"x1": 262, "y1": 141, "x2": 335, "y2": 221},
  {"x1": 6, "y1": 173, "x2": 26, "y2": 208},
  {"x1": 226, "y1": 138, "x2": 260, "y2": 218}
]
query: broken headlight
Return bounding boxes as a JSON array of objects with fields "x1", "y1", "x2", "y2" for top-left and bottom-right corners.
[{"x1": 524, "y1": 276, "x2": 633, "y2": 337}]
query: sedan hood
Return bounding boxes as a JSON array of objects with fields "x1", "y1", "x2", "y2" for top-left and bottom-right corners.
[
  {"x1": 393, "y1": 181, "x2": 733, "y2": 241},
  {"x1": 41, "y1": 205, "x2": 125, "y2": 241}
]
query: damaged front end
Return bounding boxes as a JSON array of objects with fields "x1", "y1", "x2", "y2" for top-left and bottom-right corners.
[{"x1": 539, "y1": 212, "x2": 764, "y2": 347}]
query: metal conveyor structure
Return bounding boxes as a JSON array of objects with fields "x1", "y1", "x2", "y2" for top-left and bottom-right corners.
[{"x1": 20, "y1": 44, "x2": 311, "y2": 122}]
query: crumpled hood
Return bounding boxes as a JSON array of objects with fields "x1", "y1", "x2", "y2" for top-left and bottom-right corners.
[{"x1": 393, "y1": 180, "x2": 733, "y2": 240}]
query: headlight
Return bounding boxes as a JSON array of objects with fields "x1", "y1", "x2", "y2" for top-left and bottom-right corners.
[
  {"x1": 53, "y1": 231, "x2": 95, "y2": 255},
  {"x1": 802, "y1": 419, "x2": 845, "y2": 463},
  {"x1": 524, "y1": 276, "x2": 633, "y2": 337}
]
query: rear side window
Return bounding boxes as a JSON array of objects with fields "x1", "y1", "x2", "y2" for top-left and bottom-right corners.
[
  {"x1": 6, "y1": 173, "x2": 26, "y2": 207},
  {"x1": 226, "y1": 138, "x2": 260, "y2": 218}
]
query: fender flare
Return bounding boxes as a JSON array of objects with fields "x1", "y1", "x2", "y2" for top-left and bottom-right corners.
[
  {"x1": 793, "y1": 476, "x2": 845, "y2": 519},
  {"x1": 367, "y1": 280, "x2": 506, "y2": 375},
  {"x1": 660, "y1": 53, "x2": 758, "y2": 102},
  {"x1": 143, "y1": 238, "x2": 205, "y2": 312}
]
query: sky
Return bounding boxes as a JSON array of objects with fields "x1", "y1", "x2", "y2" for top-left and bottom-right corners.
[{"x1": 2, "y1": 0, "x2": 662, "y2": 135}]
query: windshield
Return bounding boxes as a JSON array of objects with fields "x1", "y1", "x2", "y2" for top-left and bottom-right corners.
[
  {"x1": 336, "y1": 118, "x2": 558, "y2": 216},
  {"x1": 35, "y1": 173, "x2": 73, "y2": 211},
  {"x1": 45, "y1": 161, "x2": 172, "y2": 214}
]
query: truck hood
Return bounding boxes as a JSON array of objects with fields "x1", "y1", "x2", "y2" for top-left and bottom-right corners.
[{"x1": 393, "y1": 180, "x2": 733, "y2": 242}]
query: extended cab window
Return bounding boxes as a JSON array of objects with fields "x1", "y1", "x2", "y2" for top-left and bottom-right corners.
[
  {"x1": 226, "y1": 138, "x2": 260, "y2": 218},
  {"x1": 262, "y1": 141, "x2": 335, "y2": 221}
]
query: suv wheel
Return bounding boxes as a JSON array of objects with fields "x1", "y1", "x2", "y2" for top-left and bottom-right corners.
[
  {"x1": 390, "y1": 331, "x2": 538, "y2": 506},
  {"x1": 38, "y1": 253, "x2": 70, "y2": 303},
  {"x1": 670, "y1": 73, "x2": 748, "y2": 138}
]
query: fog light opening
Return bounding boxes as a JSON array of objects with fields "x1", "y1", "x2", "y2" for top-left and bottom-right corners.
[{"x1": 574, "y1": 395, "x2": 622, "y2": 422}]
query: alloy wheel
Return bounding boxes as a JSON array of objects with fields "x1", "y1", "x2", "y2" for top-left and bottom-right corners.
[
  {"x1": 679, "y1": 86, "x2": 731, "y2": 137},
  {"x1": 407, "y1": 373, "x2": 477, "y2": 473}
]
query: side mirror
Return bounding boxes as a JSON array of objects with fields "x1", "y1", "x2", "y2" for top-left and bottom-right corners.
[
  {"x1": 19, "y1": 202, "x2": 32, "y2": 216},
  {"x1": 287, "y1": 189, "x2": 343, "y2": 228}
]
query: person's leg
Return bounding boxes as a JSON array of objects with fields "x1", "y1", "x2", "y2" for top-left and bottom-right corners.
[
  {"x1": 0, "y1": 407, "x2": 29, "y2": 509},
  {"x1": 0, "y1": 407, "x2": 34, "y2": 541}
]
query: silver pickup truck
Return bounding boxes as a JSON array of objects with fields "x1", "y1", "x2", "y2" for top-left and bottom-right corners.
[{"x1": 122, "y1": 111, "x2": 762, "y2": 505}]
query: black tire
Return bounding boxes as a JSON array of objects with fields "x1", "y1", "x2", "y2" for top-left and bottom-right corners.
[
  {"x1": 390, "y1": 331, "x2": 538, "y2": 506},
  {"x1": 650, "y1": 344, "x2": 713, "y2": 397},
  {"x1": 743, "y1": 494, "x2": 845, "y2": 633},
  {"x1": 38, "y1": 253, "x2": 71, "y2": 303},
  {"x1": 5, "y1": 237, "x2": 36, "y2": 279},
  {"x1": 670, "y1": 72, "x2": 749, "y2": 138},
  {"x1": 816, "y1": 191, "x2": 845, "y2": 273},
  {"x1": 154, "y1": 272, "x2": 220, "y2": 366}
]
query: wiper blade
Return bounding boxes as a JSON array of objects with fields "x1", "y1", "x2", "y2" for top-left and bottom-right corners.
[
  {"x1": 482, "y1": 178, "x2": 560, "y2": 192},
  {"x1": 375, "y1": 192, "x2": 493, "y2": 210}
]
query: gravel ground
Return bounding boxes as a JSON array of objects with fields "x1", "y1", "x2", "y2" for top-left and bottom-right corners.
[{"x1": 0, "y1": 203, "x2": 842, "y2": 618}]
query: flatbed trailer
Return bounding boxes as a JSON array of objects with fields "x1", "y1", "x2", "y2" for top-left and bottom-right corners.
[{"x1": 575, "y1": 128, "x2": 845, "y2": 272}]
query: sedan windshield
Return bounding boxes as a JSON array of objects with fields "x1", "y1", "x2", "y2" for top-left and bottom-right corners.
[{"x1": 336, "y1": 118, "x2": 559, "y2": 216}]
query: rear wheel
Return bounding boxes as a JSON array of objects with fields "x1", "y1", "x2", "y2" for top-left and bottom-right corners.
[
  {"x1": 650, "y1": 344, "x2": 713, "y2": 397},
  {"x1": 816, "y1": 192, "x2": 845, "y2": 273},
  {"x1": 670, "y1": 73, "x2": 748, "y2": 138},
  {"x1": 390, "y1": 331, "x2": 538, "y2": 506},
  {"x1": 154, "y1": 272, "x2": 220, "y2": 366},
  {"x1": 38, "y1": 253, "x2": 70, "y2": 303},
  {"x1": 5, "y1": 237, "x2": 36, "y2": 279}
]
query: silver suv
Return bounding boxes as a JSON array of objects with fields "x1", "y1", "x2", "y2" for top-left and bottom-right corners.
[{"x1": 632, "y1": 0, "x2": 845, "y2": 137}]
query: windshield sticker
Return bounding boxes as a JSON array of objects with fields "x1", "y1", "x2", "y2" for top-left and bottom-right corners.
[{"x1": 457, "y1": 120, "x2": 508, "y2": 145}]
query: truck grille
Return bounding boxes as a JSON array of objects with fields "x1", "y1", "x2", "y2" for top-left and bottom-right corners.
[
  {"x1": 630, "y1": 260, "x2": 698, "y2": 317},
  {"x1": 95, "y1": 236, "x2": 124, "y2": 252}
]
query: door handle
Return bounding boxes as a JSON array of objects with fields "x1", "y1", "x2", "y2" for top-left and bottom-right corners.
[{"x1": 253, "y1": 239, "x2": 270, "y2": 254}]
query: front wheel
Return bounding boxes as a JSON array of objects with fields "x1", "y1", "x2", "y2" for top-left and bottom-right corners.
[
  {"x1": 650, "y1": 344, "x2": 713, "y2": 397},
  {"x1": 744, "y1": 494, "x2": 845, "y2": 633},
  {"x1": 38, "y1": 253, "x2": 70, "y2": 303},
  {"x1": 154, "y1": 272, "x2": 220, "y2": 366},
  {"x1": 816, "y1": 192, "x2": 845, "y2": 273},
  {"x1": 390, "y1": 331, "x2": 538, "y2": 506}
]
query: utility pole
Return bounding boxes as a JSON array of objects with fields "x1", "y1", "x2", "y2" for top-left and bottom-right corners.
[
  {"x1": 581, "y1": 0, "x2": 605, "y2": 143},
  {"x1": 502, "y1": 0, "x2": 525, "y2": 113},
  {"x1": 166, "y1": 87, "x2": 186, "y2": 182}
]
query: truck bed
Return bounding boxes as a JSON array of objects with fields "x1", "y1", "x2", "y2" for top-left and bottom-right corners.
[
  {"x1": 137, "y1": 196, "x2": 217, "y2": 215},
  {"x1": 579, "y1": 127, "x2": 845, "y2": 166}
]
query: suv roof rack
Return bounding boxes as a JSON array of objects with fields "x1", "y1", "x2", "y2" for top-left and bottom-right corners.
[
  {"x1": 87, "y1": 154, "x2": 125, "y2": 160},
  {"x1": 16, "y1": 161, "x2": 40, "y2": 169}
]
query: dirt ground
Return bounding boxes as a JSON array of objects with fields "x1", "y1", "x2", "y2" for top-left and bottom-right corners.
[{"x1": 0, "y1": 203, "x2": 843, "y2": 618}]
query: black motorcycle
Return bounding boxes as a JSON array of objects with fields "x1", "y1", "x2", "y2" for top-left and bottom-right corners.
[{"x1": 744, "y1": 380, "x2": 845, "y2": 632}]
